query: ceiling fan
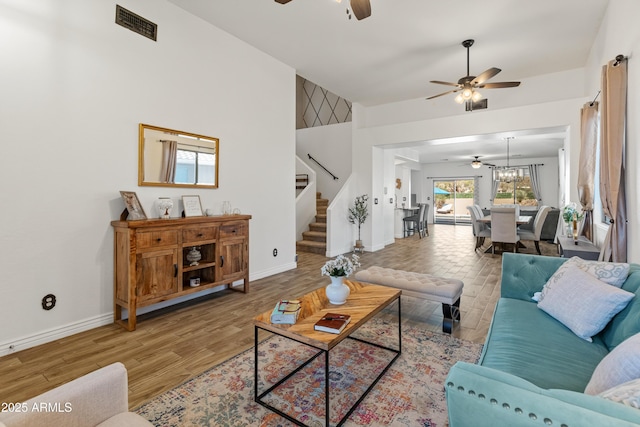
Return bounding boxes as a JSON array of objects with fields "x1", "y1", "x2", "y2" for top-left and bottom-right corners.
[
  {"x1": 274, "y1": 0, "x2": 372, "y2": 21},
  {"x1": 427, "y1": 39, "x2": 521, "y2": 103},
  {"x1": 469, "y1": 156, "x2": 496, "y2": 169}
]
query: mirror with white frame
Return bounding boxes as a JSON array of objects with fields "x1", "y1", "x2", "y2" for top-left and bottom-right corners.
[{"x1": 138, "y1": 123, "x2": 219, "y2": 189}]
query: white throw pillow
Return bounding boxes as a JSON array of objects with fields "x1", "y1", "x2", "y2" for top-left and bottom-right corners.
[
  {"x1": 598, "y1": 377, "x2": 640, "y2": 408},
  {"x1": 537, "y1": 264, "x2": 634, "y2": 342},
  {"x1": 539, "y1": 258, "x2": 630, "y2": 305},
  {"x1": 586, "y1": 333, "x2": 640, "y2": 395}
]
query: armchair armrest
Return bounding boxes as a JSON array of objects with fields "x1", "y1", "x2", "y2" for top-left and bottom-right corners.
[
  {"x1": 0, "y1": 363, "x2": 135, "y2": 427},
  {"x1": 446, "y1": 362, "x2": 640, "y2": 427},
  {"x1": 500, "y1": 253, "x2": 566, "y2": 301}
]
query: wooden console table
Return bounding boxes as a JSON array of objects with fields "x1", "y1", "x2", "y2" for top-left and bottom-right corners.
[
  {"x1": 557, "y1": 236, "x2": 600, "y2": 261},
  {"x1": 111, "y1": 215, "x2": 251, "y2": 331}
]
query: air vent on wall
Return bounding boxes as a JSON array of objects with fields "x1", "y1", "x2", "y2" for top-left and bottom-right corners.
[
  {"x1": 115, "y1": 5, "x2": 157, "y2": 41},
  {"x1": 465, "y1": 99, "x2": 488, "y2": 112}
]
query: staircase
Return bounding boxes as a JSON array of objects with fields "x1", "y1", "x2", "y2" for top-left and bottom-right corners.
[{"x1": 296, "y1": 192, "x2": 328, "y2": 255}]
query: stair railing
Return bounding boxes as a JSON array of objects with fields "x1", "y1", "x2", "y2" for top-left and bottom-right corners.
[{"x1": 308, "y1": 154, "x2": 338, "y2": 180}]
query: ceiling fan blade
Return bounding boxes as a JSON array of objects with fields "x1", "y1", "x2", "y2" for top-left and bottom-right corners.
[
  {"x1": 471, "y1": 67, "x2": 501, "y2": 86},
  {"x1": 350, "y1": 0, "x2": 371, "y2": 20},
  {"x1": 430, "y1": 80, "x2": 460, "y2": 87},
  {"x1": 274, "y1": 0, "x2": 293, "y2": 3},
  {"x1": 426, "y1": 89, "x2": 460, "y2": 100},
  {"x1": 478, "y1": 81, "x2": 521, "y2": 89}
]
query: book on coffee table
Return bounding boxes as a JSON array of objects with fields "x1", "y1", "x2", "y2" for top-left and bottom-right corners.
[
  {"x1": 270, "y1": 299, "x2": 301, "y2": 324},
  {"x1": 314, "y1": 313, "x2": 351, "y2": 334}
]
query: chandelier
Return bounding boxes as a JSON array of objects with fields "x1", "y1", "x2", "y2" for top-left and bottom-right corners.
[{"x1": 493, "y1": 137, "x2": 524, "y2": 183}]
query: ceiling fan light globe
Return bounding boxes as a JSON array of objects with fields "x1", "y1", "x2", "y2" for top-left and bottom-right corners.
[
  {"x1": 462, "y1": 88, "x2": 473, "y2": 100},
  {"x1": 472, "y1": 91, "x2": 483, "y2": 102},
  {"x1": 471, "y1": 161, "x2": 482, "y2": 169},
  {"x1": 454, "y1": 93, "x2": 464, "y2": 104}
]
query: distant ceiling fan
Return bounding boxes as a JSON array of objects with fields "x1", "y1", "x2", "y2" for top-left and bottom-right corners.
[
  {"x1": 427, "y1": 39, "x2": 521, "y2": 103},
  {"x1": 274, "y1": 0, "x2": 372, "y2": 21},
  {"x1": 469, "y1": 156, "x2": 496, "y2": 169}
]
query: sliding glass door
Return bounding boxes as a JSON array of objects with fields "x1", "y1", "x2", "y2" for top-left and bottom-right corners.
[{"x1": 434, "y1": 179, "x2": 475, "y2": 225}]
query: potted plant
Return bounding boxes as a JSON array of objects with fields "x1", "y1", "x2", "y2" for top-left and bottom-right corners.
[
  {"x1": 348, "y1": 194, "x2": 369, "y2": 249},
  {"x1": 562, "y1": 202, "x2": 584, "y2": 239}
]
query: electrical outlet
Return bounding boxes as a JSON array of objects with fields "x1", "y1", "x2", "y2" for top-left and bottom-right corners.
[
  {"x1": 273, "y1": 248, "x2": 278, "y2": 257},
  {"x1": 389, "y1": 198, "x2": 393, "y2": 204},
  {"x1": 374, "y1": 198, "x2": 378, "y2": 204}
]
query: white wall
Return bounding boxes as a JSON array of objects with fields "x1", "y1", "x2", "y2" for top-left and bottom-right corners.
[
  {"x1": 296, "y1": 122, "x2": 352, "y2": 202},
  {"x1": 0, "y1": 0, "x2": 296, "y2": 353},
  {"x1": 583, "y1": 0, "x2": 640, "y2": 259}
]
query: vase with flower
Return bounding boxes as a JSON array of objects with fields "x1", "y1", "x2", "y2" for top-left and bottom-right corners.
[
  {"x1": 321, "y1": 254, "x2": 361, "y2": 305},
  {"x1": 562, "y1": 203, "x2": 584, "y2": 243}
]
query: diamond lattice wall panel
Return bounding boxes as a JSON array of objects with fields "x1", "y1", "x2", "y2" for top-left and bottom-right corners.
[{"x1": 300, "y1": 78, "x2": 352, "y2": 129}]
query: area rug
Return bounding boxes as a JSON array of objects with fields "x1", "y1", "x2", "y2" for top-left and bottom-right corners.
[{"x1": 135, "y1": 318, "x2": 482, "y2": 426}]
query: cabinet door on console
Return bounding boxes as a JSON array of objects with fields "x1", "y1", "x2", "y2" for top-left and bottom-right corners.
[
  {"x1": 136, "y1": 249, "x2": 178, "y2": 301},
  {"x1": 217, "y1": 221, "x2": 248, "y2": 283}
]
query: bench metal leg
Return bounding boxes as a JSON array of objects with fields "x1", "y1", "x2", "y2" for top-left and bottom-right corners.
[{"x1": 441, "y1": 298, "x2": 461, "y2": 334}]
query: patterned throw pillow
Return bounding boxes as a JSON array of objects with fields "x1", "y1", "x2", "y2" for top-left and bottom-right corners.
[
  {"x1": 599, "y1": 377, "x2": 640, "y2": 408},
  {"x1": 537, "y1": 264, "x2": 634, "y2": 342},
  {"x1": 586, "y1": 333, "x2": 640, "y2": 395}
]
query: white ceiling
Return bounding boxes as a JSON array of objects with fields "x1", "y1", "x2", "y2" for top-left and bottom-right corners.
[{"x1": 167, "y1": 0, "x2": 609, "y2": 164}]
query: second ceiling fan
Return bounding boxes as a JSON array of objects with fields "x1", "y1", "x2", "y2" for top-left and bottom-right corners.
[
  {"x1": 275, "y1": 0, "x2": 371, "y2": 21},
  {"x1": 427, "y1": 39, "x2": 521, "y2": 103}
]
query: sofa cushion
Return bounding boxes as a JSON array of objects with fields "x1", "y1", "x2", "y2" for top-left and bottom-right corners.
[
  {"x1": 537, "y1": 265, "x2": 634, "y2": 341},
  {"x1": 585, "y1": 333, "x2": 640, "y2": 395},
  {"x1": 480, "y1": 298, "x2": 609, "y2": 391},
  {"x1": 600, "y1": 267, "x2": 640, "y2": 350}
]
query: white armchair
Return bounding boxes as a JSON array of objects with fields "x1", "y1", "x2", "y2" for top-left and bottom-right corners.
[{"x1": 0, "y1": 363, "x2": 152, "y2": 427}]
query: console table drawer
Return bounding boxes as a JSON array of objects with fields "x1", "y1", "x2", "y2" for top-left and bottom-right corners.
[
  {"x1": 183, "y1": 225, "x2": 218, "y2": 243},
  {"x1": 220, "y1": 222, "x2": 247, "y2": 238},
  {"x1": 137, "y1": 230, "x2": 178, "y2": 249}
]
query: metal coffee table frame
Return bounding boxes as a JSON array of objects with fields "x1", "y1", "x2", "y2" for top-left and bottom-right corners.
[{"x1": 254, "y1": 298, "x2": 401, "y2": 427}]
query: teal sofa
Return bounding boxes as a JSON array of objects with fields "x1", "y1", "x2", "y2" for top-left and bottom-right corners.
[{"x1": 445, "y1": 253, "x2": 640, "y2": 427}]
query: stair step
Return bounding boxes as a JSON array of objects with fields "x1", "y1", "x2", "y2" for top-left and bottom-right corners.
[
  {"x1": 316, "y1": 198, "x2": 329, "y2": 206},
  {"x1": 315, "y1": 214, "x2": 327, "y2": 223},
  {"x1": 309, "y1": 222, "x2": 326, "y2": 232},
  {"x1": 302, "y1": 231, "x2": 326, "y2": 242},
  {"x1": 296, "y1": 240, "x2": 326, "y2": 255}
]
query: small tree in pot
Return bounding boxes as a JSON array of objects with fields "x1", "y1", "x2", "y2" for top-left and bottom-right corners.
[{"x1": 348, "y1": 194, "x2": 369, "y2": 249}]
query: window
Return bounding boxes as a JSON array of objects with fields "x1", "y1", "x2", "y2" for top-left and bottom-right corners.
[
  {"x1": 175, "y1": 149, "x2": 216, "y2": 185},
  {"x1": 494, "y1": 170, "x2": 538, "y2": 207}
]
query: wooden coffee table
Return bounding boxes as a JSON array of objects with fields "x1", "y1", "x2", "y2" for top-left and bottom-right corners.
[{"x1": 254, "y1": 280, "x2": 401, "y2": 427}]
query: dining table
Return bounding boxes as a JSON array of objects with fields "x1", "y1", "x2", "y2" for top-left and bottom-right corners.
[{"x1": 477, "y1": 215, "x2": 532, "y2": 253}]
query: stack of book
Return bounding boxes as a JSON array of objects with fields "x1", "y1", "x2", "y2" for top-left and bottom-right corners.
[
  {"x1": 270, "y1": 299, "x2": 301, "y2": 324},
  {"x1": 314, "y1": 313, "x2": 351, "y2": 334}
]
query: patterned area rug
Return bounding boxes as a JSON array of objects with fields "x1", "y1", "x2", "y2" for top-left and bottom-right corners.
[{"x1": 135, "y1": 318, "x2": 482, "y2": 426}]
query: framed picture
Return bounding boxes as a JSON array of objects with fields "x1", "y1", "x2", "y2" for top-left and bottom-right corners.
[
  {"x1": 182, "y1": 195, "x2": 204, "y2": 217},
  {"x1": 120, "y1": 191, "x2": 147, "y2": 220}
]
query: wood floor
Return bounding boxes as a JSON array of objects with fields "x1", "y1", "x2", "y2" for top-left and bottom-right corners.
[{"x1": 0, "y1": 224, "x2": 559, "y2": 409}]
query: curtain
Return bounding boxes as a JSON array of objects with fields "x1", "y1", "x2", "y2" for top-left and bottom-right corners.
[
  {"x1": 577, "y1": 102, "x2": 599, "y2": 241},
  {"x1": 160, "y1": 140, "x2": 177, "y2": 183},
  {"x1": 528, "y1": 164, "x2": 543, "y2": 205},
  {"x1": 490, "y1": 169, "x2": 499, "y2": 205},
  {"x1": 599, "y1": 58, "x2": 627, "y2": 262},
  {"x1": 473, "y1": 176, "x2": 480, "y2": 207}
]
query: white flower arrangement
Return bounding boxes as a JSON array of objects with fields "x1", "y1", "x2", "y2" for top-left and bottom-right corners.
[{"x1": 321, "y1": 254, "x2": 361, "y2": 278}]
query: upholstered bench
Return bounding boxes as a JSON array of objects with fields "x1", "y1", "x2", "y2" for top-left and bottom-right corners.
[{"x1": 354, "y1": 266, "x2": 464, "y2": 333}]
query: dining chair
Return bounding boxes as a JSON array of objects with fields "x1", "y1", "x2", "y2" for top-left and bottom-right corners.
[
  {"x1": 517, "y1": 205, "x2": 551, "y2": 255},
  {"x1": 490, "y1": 207, "x2": 520, "y2": 254},
  {"x1": 467, "y1": 205, "x2": 490, "y2": 250}
]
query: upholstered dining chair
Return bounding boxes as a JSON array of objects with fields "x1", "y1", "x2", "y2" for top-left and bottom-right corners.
[
  {"x1": 490, "y1": 206, "x2": 520, "y2": 254},
  {"x1": 517, "y1": 205, "x2": 551, "y2": 255},
  {"x1": 403, "y1": 203, "x2": 426, "y2": 237},
  {"x1": 467, "y1": 205, "x2": 491, "y2": 250}
]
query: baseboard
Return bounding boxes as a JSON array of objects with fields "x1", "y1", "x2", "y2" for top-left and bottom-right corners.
[
  {"x1": 0, "y1": 264, "x2": 299, "y2": 356},
  {"x1": 0, "y1": 313, "x2": 113, "y2": 356}
]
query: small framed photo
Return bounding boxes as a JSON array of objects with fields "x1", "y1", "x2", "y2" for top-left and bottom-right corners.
[
  {"x1": 182, "y1": 195, "x2": 204, "y2": 217},
  {"x1": 120, "y1": 191, "x2": 147, "y2": 220}
]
